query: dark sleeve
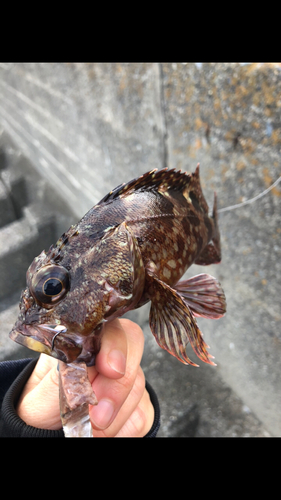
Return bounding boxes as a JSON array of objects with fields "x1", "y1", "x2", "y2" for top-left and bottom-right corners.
[{"x1": 0, "y1": 358, "x2": 160, "y2": 437}]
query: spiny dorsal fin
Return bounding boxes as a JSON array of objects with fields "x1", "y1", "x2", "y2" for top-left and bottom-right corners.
[{"x1": 96, "y1": 166, "x2": 202, "y2": 206}]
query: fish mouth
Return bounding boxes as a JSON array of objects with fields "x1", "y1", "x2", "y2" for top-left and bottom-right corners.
[{"x1": 9, "y1": 323, "x2": 83, "y2": 363}]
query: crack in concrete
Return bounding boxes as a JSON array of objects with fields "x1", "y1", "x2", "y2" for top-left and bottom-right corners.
[{"x1": 158, "y1": 63, "x2": 169, "y2": 170}]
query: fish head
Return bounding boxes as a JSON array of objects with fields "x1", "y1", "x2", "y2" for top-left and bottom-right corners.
[
  {"x1": 9, "y1": 250, "x2": 105, "y2": 365},
  {"x1": 9, "y1": 220, "x2": 145, "y2": 365}
]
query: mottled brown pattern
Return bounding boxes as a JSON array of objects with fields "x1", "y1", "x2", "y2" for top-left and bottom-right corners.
[{"x1": 10, "y1": 165, "x2": 226, "y2": 366}]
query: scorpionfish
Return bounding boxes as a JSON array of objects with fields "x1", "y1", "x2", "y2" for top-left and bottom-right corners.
[{"x1": 10, "y1": 165, "x2": 226, "y2": 367}]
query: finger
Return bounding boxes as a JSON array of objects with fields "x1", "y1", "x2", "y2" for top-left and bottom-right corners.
[
  {"x1": 89, "y1": 319, "x2": 145, "y2": 431},
  {"x1": 91, "y1": 367, "x2": 154, "y2": 437},
  {"x1": 116, "y1": 383, "x2": 155, "y2": 437},
  {"x1": 19, "y1": 353, "x2": 57, "y2": 394},
  {"x1": 88, "y1": 318, "x2": 128, "y2": 382},
  {"x1": 16, "y1": 357, "x2": 61, "y2": 430}
]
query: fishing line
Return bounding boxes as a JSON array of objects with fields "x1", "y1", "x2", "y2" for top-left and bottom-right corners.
[{"x1": 217, "y1": 174, "x2": 281, "y2": 213}]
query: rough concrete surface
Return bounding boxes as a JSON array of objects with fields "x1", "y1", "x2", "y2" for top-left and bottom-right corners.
[{"x1": 0, "y1": 62, "x2": 280, "y2": 436}]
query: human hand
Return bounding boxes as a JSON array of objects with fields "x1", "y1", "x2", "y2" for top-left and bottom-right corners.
[{"x1": 16, "y1": 318, "x2": 154, "y2": 437}]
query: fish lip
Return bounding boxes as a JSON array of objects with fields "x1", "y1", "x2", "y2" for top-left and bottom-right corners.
[
  {"x1": 9, "y1": 322, "x2": 96, "y2": 365},
  {"x1": 9, "y1": 323, "x2": 69, "y2": 361},
  {"x1": 9, "y1": 325, "x2": 53, "y2": 356}
]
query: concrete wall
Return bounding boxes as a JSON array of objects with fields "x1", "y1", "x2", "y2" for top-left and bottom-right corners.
[{"x1": 0, "y1": 62, "x2": 280, "y2": 435}]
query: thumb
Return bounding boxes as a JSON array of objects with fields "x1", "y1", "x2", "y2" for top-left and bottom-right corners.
[{"x1": 17, "y1": 354, "x2": 61, "y2": 430}]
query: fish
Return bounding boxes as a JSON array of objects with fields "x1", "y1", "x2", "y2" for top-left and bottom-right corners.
[{"x1": 10, "y1": 164, "x2": 226, "y2": 369}]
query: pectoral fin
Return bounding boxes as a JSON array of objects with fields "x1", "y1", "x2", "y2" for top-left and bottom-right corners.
[
  {"x1": 147, "y1": 273, "x2": 216, "y2": 366},
  {"x1": 99, "y1": 221, "x2": 145, "y2": 318},
  {"x1": 174, "y1": 273, "x2": 226, "y2": 319}
]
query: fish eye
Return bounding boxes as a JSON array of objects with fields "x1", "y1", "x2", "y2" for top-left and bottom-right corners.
[
  {"x1": 43, "y1": 278, "x2": 63, "y2": 296},
  {"x1": 30, "y1": 264, "x2": 70, "y2": 306}
]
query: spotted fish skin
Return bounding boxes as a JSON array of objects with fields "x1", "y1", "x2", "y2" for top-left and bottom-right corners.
[{"x1": 10, "y1": 165, "x2": 226, "y2": 367}]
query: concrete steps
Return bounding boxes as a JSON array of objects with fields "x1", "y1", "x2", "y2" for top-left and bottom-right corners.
[
  {"x1": 0, "y1": 203, "x2": 56, "y2": 300},
  {"x1": 0, "y1": 131, "x2": 74, "y2": 360}
]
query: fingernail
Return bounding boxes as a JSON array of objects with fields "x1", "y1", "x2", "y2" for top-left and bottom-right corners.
[
  {"x1": 90, "y1": 399, "x2": 115, "y2": 429},
  {"x1": 107, "y1": 349, "x2": 126, "y2": 375}
]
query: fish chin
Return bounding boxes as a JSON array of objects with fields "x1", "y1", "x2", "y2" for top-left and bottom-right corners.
[{"x1": 9, "y1": 323, "x2": 82, "y2": 363}]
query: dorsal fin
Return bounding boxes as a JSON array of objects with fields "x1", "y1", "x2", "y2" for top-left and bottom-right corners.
[
  {"x1": 96, "y1": 167, "x2": 202, "y2": 206},
  {"x1": 182, "y1": 163, "x2": 209, "y2": 214}
]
